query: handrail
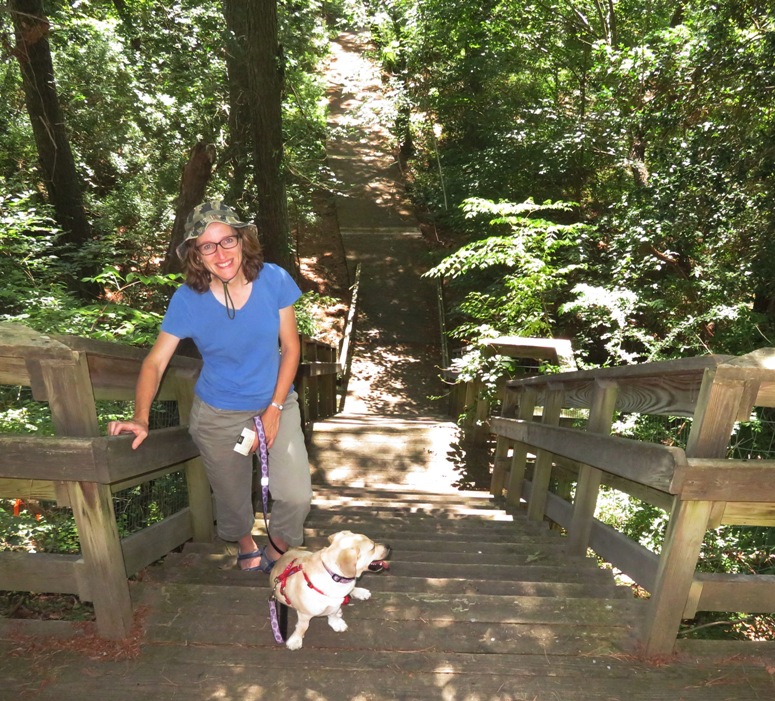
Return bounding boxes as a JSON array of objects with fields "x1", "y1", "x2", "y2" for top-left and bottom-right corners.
[
  {"x1": 489, "y1": 348, "x2": 775, "y2": 656},
  {"x1": 0, "y1": 321, "x2": 340, "y2": 639},
  {"x1": 445, "y1": 336, "x2": 579, "y2": 442},
  {"x1": 337, "y1": 263, "x2": 361, "y2": 412}
]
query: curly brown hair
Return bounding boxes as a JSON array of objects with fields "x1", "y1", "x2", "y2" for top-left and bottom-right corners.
[{"x1": 180, "y1": 228, "x2": 264, "y2": 293}]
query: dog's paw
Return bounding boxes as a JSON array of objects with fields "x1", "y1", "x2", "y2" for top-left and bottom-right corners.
[
  {"x1": 286, "y1": 634, "x2": 304, "y2": 650},
  {"x1": 350, "y1": 587, "x2": 371, "y2": 600},
  {"x1": 328, "y1": 614, "x2": 348, "y2": 632}
]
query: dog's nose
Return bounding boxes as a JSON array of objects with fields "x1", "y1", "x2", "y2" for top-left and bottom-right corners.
[{"x1": 367, "y1": 545, "x2": 392, "y2": 573}]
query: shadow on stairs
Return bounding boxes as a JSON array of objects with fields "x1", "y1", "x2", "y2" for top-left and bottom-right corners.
[
  {"x1": 128, "y1": 413, "x2": 767, "y2": 699},
  {"x1": 9, "y1": 413, "x2": 772, "y2": 699}
]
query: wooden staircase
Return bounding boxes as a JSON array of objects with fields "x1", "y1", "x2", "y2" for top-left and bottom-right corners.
[
  {"x1": 7, "y1": 414, "x2": 774, "y2": 699},
  {"x1": 122, "y1": 414, "x2": 655, "y2": 699}
]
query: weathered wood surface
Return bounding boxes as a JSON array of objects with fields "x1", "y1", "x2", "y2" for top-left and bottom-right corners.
[
  {"x1": 491, "y1": 417, "x2": 686, "y2": 493},
  {"x1": 2, "y1": 483, "x2": 773, "y2": 700}
]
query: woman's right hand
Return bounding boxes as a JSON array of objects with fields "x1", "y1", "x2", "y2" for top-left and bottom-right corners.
[{"x1": 107, "y1": 419, "x2": 149, "y2": 450}]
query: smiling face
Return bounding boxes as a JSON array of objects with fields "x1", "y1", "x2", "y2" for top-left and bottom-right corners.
[
  {"x1": 327, "y1": 531, "x2": 390, "y2": 578},
  {"x1": 196, "y1": 221, "x2": 244, "y2": 284}
]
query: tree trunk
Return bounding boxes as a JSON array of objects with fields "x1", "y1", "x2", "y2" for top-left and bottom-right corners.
[
  {"x1": 162, "y1": 142, "x2": 217, "y2": 274},
  {"x1": 10, "y1": 0, "x2": 92, "y2": 252},
  {"x1": 224, "y1": 0, "x2": 294, "y2": 275},
  {"x1": 222, "y1": 1, "x2": 253, "y2": 207}
]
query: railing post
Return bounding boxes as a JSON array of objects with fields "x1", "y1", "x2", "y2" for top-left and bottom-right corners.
[
  {"x1": 526, "y1": 385, "x2": 564, "y2": 522},
  {"x1": 490, "y1": 386, "x2": 518, "y2": 497},
  {"x1": 504, "y1": 387, "x2": 538, "y2": 505},
  {"x1": 566, "y1": 379, "x2": 618, "y2": 556},
  {"x1": 32, "y1": 352, "x2": 133, "y2": 639},
  {"x1": 642, "y1": 368, "x2": 749, "y2": 656}
]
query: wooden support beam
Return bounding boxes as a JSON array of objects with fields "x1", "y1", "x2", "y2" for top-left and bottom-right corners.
[
  {"x1": 121, "y1": 509, "x2": 194, "y2": 578},
  {"x1": 39, "y1": 349, "x2": 133, "y2": 640},
  {"x1": 490, "y1": 418, "x2": 685, "y2": 493},
  {"x1": 490, "y1": 387, "x2": 519, "y2": 498},
  {"x1": 643, "y1": 367, "x2": 749, "y2": 656},
  {"x1": 0, "y1": 552, "x2": 85, "y2": 597},
  {"x1": 503, "y1": 388, "x2": 538, "y2": 504},
  {"x1": 643, "y1": 498, "x2": 714, "y2": 656},
  {"x1": 685, "y1": 573, "x2": 775, "y2": 618},
  {"x1": 566, "y1": 380, "x2": 619, "y2": 556},
  {"x1": 526, "y1": 387, "x2": 564, "y2": 522}
]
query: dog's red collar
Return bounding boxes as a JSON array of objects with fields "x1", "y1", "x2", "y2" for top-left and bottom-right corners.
[{"x1": 275, "y1": 558, "x2": 350, "y2": 607}]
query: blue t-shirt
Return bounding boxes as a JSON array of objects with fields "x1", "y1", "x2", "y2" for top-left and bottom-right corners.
[{"x1": 161, "y1": 263, "x2": 301, "y2": 410}]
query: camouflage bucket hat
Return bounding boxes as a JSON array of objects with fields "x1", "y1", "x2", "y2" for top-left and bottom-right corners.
[{"x1": 176, "y1": 199, "x2": 258, "y2": 260}]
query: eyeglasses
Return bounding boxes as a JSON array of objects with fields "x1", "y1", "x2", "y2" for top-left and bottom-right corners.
[{"x1": 196, "y1": 234, "x2": 241, "y2": 256}]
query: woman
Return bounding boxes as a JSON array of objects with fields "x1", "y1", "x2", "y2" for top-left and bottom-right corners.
[{"x1": 108, "y1": 199, "x2": 311, "y2": 573}]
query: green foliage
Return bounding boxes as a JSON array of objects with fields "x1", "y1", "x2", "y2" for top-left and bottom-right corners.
[
  {"x1": 0, "y1": 500, "x2": 80, "y2": 554},
  {"x1": 373, "y1": 0, "x2": 775, "y2": 366},
  {"x1": 425, "y1": 197, "x2": 591, "y2": 343},
  {"x1": 295, "y1": 291, "x2": 338, "y2": 338}
]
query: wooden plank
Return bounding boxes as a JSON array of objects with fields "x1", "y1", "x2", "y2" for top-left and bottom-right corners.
[
  {"x1": 720, "y1": 501, "x2": 775, "y2": 526},
  {"x1": 567, "y1": 380, "x2": 618, "y2": 556},
  {"x1": 588, "y1": 518, "x2": 660, "y2": 592},
  {"x1": 642, "y1": 498, "x2": 713, "y2": 656},
  {"x1": 527, "y1": 387, "x2": 564, "y2": 522},
  {"x1": 0, "y1": 477, "x2": 57, "y2": 501},
  {"x1": 297, "y1": 361, "x2": 341, "y2": 377},
  {"x1": 490, "y1": 387, "x2": 518, "y2": 497},
  {"x1": 685, "y1": 370, "x2": 748, "y2": 459},
  {"x1": 0, "y1": 435, "x2": 102, "y2": 481},
  {"x1": 0, "y1": 322, "x2": 73, "y2": 361},
  {"x1": 553, "y1": 457, "x2": 674, "y2": 511},
  {"x1": 0, "y1": 429, "x2": 197, "y2": 484},
  {"x1": 674, "y1": 459, "x2": 775, "y2": 501},
  {"x1": 553, "y1": 375, "x2": 706, "y2": 417},
  {"x1": 491, "y1": 418, "x2": 685, "y2": 493},
  {"x1": 3, "y1": 646, "x2": 771, "y2": 701},
  {"x1": 55, "y1": 333, "x2": 203, "y2": 369},
  {"x1": 37, "y1": 352, "x2": 100, "y2": 436},
  {"x1": 507, "y1": 355, "x2": 730, "y2": 388},
  {"x1": 65, "y1": 480, "x2": 133, "y2": 638},
  {"x1": 503, "y1": 387, "x2": 537, "y2": 502},
  {"x1": 104, "y1": 426, "x2": 199, "y2": 484},
  {"x1": 485, "y1": 336, "x2": 576, "y2": 369},
  {"x1": 338, "y1": 264, "x2": 360, "y2": 412},
  {"x1": 84, "y1": 354, "x2": 146, "y2": 397},
  {"x1": 539, "y1": 489, "x2": 659, "y2": 591},
  {"x1": 687, "y1": 573, "x2": 775, "y2": 616},
  {"x1": 0, "y1": 355, "x2": 30, "y2": 386},
  {"x1": 121, "y1": 509, "x2": 194, "y2": 577},
  {"x1": 0, "y1": 551, "x2": 85, "y2": 597}
]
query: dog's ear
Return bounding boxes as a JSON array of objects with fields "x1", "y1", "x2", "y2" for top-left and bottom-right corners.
[
  {"x1": 328, "y1": 530, "x2": 353, "y2": 545},
  {"x1": 336, "y1": 547, "x2": 359, "y2": 578}
]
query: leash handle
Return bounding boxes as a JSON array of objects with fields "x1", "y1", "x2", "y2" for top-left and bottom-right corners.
[
  {"x1": 269, "y1": 599, "x2": 285, "y2": 644},
  {"x1": 255, "y1": 414, "x2": 290, "y2": 645},
  {"x1": 252, "y1": 414, "x2": 286, "y2": 557}
]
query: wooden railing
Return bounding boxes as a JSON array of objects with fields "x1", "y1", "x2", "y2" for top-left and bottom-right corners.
[
  {"x1": 446, "y1": 336, "x2": 577, "y2": 442},
  {"x1": 490, "y1": 350, "x2": 775, "y2": 655},
  {"x1": 0, "y1": 322, "x2": 339, "y2": 638}
]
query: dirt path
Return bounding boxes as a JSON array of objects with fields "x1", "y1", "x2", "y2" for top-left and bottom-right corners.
[{"x1": 325, "y1": 30, "x2": 448, "y2": 418}]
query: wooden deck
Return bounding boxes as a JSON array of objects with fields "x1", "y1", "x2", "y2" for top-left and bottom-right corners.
[{"x1": 2, "y1": 415, "x2": 774, "y2": 700}]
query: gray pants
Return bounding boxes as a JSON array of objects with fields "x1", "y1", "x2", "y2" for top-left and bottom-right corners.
[{"x1": 188, "y1": 391, "x2": 311, "y2": 546}]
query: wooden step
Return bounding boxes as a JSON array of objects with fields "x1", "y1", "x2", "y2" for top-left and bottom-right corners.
[
  {"x1": 135, "y1": 581, "x2": 638, "y2": 655},
  {"x1": 11, "y1": 642, "x2": 771, "y2": 701},
  {"x1": 144, "y1": 559, "x2": 631, "y2": 598}
]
